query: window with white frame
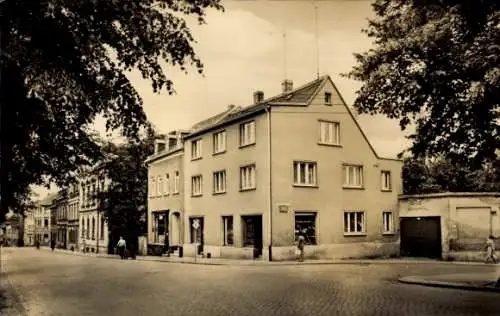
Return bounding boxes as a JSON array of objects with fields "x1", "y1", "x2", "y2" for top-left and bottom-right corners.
[
  {"x1": 151, "y1": 178, "x2": 156, "y2": 197},
  {"x1": 213, "y1": 131, "x2": 226, "y2": 154},
  {"x1": 164, "y1": 173, "x2": 170, "y2": 195},
  {"x1": 343, "y1": 164, "x2": 363, "y2": 188},
  {"x1": 157, "y1": 176, "x2": 163, "y2": 196},
  {"x1": 319, "y1": 120, "x2": 340, "y2": 145},
  {"x1": 381, "y1": 171, "x2": 392, "y2": 191},
  {"x1": 240, "y1": 165, "x2": 256, "y2": 190},
  {"x1": 239, "y1": 121, "x2": 255, "y2": 146},
  {"x1": 324, "y1": 92, "x2": 332, "y2": 105},
  {"x1": 293, "y1": 161, "x2": 317, "y2": 186},
  {"x1": 222, "y1": 216, "x2": 233, "y2": 246},
  {"x1": 191, "y1": 175, "x2": 203, "y2": 196},
  {"x1": 191, "y1": 139, "x2": 202, "y2": 159},
  {"x1": 213, "y1": 170, "x2": 226, "y2": 194},
  {"x1": 344, "y1": 211, "x2": 365, "y2": 234},
  {"x1": 173, "y1": 171, "x2": 180, "y2": 194},
  {"x1": 383, "y1": 211, "x2": 394, "y2": 234}
]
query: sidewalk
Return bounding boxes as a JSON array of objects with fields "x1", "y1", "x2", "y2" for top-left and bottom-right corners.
[
  {"x1": 39, "y1": 246, "x2": 497, "y2": 267},
  {"x1": 399, "y1": 273, "x2": 500, "y2": 293}
]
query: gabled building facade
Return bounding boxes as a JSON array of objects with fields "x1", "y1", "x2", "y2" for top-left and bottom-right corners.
[
  {"x1": 55, "y1": 190, "x2": 69, "y2": 249},
  {"x1": 67, "y1": 184, "x2": 80, "y2": 251},
  {"x1": 146, "y1": 130, "x2": 190, "y2": 255},
  {"x1": 78, "y1": 165, "x2": 110, "y2": 253},
  {"x1": 148, "y1": 75, "x2": 403, "y2": 261}
]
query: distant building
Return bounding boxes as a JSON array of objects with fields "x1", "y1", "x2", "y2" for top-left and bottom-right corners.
[
  {"x1": 55, "y1": 190, "x2": 69, "y2": 249},
  {"x1": 24, "y1": 206, "x2": 36, "y2": 246},
  {"x1": 36, "y1": 194, "x2": 56, "y2": 246}
]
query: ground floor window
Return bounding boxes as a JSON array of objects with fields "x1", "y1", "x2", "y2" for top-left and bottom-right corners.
[
  {"x1": 295, "y1": 212, "x2": 317, "y2": 245},
  {"x1": 222, "y1": 216, "x2": 233, "y2": 246},
  {"x1": 344, "y1": 211, "x2": 365, "y2": 234},
  {"x1": 382, "y1": 211, "x2": 394, "y2": 234},
  {"x1": 189, "y1": 217, "x2": 204, "y2": 244},
  {"x1": 152, "y1": 212, "x2": 168, "y2": 244},
  {"x1": 100, "y1": 218, "x2": 105, "y2": 240},
  {"x1": 241, "y1": 215, "x2": 262, "y2": 248}
]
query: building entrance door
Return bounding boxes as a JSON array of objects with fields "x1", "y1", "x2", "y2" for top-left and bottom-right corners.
[{"x1": 242, "y1": 215, "x2": 263, "y2": 259}]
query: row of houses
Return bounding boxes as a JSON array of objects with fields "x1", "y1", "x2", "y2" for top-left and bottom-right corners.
[
  {"x1": 23, "y1": 165, "x2": 110, "y2": 254},
  {"x1": 146, "y1": 75, "x2": 500, "y2": 261}
]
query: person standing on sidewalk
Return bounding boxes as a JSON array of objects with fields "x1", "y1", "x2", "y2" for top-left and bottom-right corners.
[
  {"x1": 50, "y1": 239, "x2": 56, "y2": 252},
  {"x1": 117, "y1": 236, "x2": 127, "y2": 260},
  {"x1": 484, "y1": 235, "x2": 497, "y2": 264},
  {"x1": 296, "y1": 231, "x2": 305, "y2": 262}
]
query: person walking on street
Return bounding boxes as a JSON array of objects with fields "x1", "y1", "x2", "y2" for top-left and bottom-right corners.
[
  {"x1": 296, "y1": 231, "x2": 305, "y2": 262},
  {"x1": 117, "y1": 236, "x2": 127, "y2": 260},
  {"x1": 485, "y1": 235, "x2": 497, "y2": 264},
  {"x1": 50, "y1": 239, "x2": 56, "y2": 252}
]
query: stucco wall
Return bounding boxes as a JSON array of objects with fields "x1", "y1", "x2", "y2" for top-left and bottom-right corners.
[
  {"x1": 399, "y1": 193, "x2": 500, "y2": 259},
  {"x1": 183, "y1": 113, "x2": 270, "y2": 248},
  {"x1": 270, "y1": 79, "x2": 402, "y2": 248}
]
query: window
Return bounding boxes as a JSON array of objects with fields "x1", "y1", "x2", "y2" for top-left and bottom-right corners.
[
  {"x1": 100, "y1": 218, "x2": 105, "y2": 240},
  {"x1": 213, "y1": 131, "x2": 226, "y2": 154},
  {"x1": 158, "y1": 176, "x2": 163, "y2": 196},
  {"x1": 189, "y1": 217, "x2": 204, "y2": 244},
  {"x1": 86, "y1": 218, "x2": 90, "y2": 239},
  {"x1": 151, "y1": 178, "x2": 156, "y2": 197},
  {"x1": 191, "y1": 139, "x2": 202, "y2": 159},
  {"x1": 344, "y1": 211, "x2": 365, "y2": 234},
  {"x1": 240, "y1": 165, "x2": 256, "y2": 190},
  {"x1": 173, "y1": 171, "x2": 180, "y2": 194},
  {"x1": 295, "y1": 212, "x2": 317, "y2": 245},
  {"x1": 44, "y1": 219, "x2": 48, "y2": 227},
  {"x1": 92, "y1": 217, "x2": 95, "y2": 240},
  {"x1": 381, "y1": 171, "x2": 392, "y2": 191},
  {"x1": 343, "y1": 165, "x2": 363, "y2": 188},
  {"x1": 165, "y1": 173, "x2": 170, "y2": 195},
  {"x1": 293, "y1": 161, "x2": 317, "y2": 186},
  {"x1": 191, "y1": 175, "x2": 203, "y2": 196},
  {"x1": 319, "y1": 121, "x2": 340, "y2": 145},
  {"x1": 213, "y1": 170, "x2": 226, "y2": 194},
  {"x1": 222, "y1": 216, "x2": 233, "y2": 246},
  {"x1": 153, "y1": 212, "x2": 168, "y2": 243},
  {"x1": 81, "y1": 219, "x2": 85, "y2": 237},
  {"x1": 383, "y1": 211, "x2": 394, "y2": 234},
  {"x1": 239, "y1": 121, "x2": 255, "y2": 146},
  {"x1": 324, "y1": 92, "x2": 332, "y2": 105}
]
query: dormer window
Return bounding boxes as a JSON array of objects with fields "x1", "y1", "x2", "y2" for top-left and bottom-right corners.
[{"x1": 324, "y1": 92, "x2": 332, "y2": 105}]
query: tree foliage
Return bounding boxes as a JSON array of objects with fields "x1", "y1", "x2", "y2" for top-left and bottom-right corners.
[
  {"x1": 347, "y1": 0, "x2": 499, "y2": 169},
  {"x1": 96, "y1": 125, "x2": 155, "y2": 253},
  {"x1": 402, "y1": 156, "x2": 500, "y2": 194},
  {"x1": 0, "y1": 0, "x2": 223, "y2": 222}
]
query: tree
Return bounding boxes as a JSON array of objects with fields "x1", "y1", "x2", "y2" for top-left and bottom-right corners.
[
  {"x1": 346, "y1": 0, "x2": 499, "y2": 169},
  {"x1": 0, "y1": 0, "x2": 224, "y2": 223},
  {"x1": 96, "y1": 125, "x2": 155, "y2": 255}
]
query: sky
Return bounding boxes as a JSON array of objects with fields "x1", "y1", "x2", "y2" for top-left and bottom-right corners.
[{"x1": 33, "y1": 0, "x2": 411, "y2": 198}]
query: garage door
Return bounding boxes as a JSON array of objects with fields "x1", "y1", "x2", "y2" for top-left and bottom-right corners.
[{"x1": 400, "y1": 216, "x2": 442, "y2": 259}]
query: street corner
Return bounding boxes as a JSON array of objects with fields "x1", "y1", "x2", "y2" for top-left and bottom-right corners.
[{"x1": 398, "y1": 274, "x2": 500, "y2": 293}]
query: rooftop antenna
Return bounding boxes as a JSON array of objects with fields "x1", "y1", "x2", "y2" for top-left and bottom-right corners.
[{"x1": 314, "y1": 1, "x2": 320, "y2": 79}]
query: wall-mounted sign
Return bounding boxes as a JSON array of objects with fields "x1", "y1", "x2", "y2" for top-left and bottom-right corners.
[{"x1": 277, "y1": 203, "x2": 290, "y2": 214}]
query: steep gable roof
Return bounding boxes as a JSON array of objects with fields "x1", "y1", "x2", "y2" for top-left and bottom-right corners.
[
  {"x1": 266, "y1": 75, "x2": 327, "y2": 104},
  {"x1": 190, "y1": 105, "x2": 242, "y2": 134}
]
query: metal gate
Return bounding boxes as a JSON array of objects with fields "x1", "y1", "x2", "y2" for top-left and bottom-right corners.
[{"x1": 400, "y1": 216, "x2": 442, "y2": 258}]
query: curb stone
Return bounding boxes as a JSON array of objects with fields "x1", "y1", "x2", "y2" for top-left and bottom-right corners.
[
  {"x1": 398, "y1": 276, "x2": 500, "y2": 293},
  {"x1": 38, "y1": 247, "x2": 499, "y2": 267}
]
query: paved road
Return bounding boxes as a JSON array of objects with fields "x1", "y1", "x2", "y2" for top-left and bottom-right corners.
[{"x1": 2, "y1": 248, "x2": 500, "y2": 316}]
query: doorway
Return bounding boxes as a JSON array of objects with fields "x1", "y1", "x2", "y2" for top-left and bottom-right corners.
[
  {"x1": 242, "y1": 215, "x2": 263, "y2": 259},
  {"x1": 400, "y1": 216, "x2": 442, "y2": 258}
]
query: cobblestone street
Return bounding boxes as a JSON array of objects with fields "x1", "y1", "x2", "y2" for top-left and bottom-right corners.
[{"x1": 2, "y1": 248, "x2": 500, "y2": 316}]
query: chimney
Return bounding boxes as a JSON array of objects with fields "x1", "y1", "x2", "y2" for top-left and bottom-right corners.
[
  {"x1": 281, "y1": 79, "x2": 293, "y2": 93},
  {"x1": 228, "y1": 104, "x2": 236, "y2": 111},
  {"x1": 253, "y1": 91, "x2": 264, "y2": 104}
]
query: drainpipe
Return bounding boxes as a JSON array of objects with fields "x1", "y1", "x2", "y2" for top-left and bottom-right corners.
[{"x1": 265, "y1": 106, "x2": 273, "y2": 261}]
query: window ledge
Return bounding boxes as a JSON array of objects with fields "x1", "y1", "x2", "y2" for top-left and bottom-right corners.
[
  {"x1": 191, "y1": 157, "x2": 202, "y2": 161},
  {"x1": 213, "y1": 191, "x2": 227, "y2": 196},
  {"x1": 172, "y1": 192, "x2": 180, "y2": 196},
  {"x1": 293, "y1": 184, "x2": 319, "y2": 188},
  {"x1": 213, "y1": 150, "x2": 226, "y2": 156},
  {"x1": 343, "y1": 232, "x2": 366, "y2": 237},
  {"x1": 382, "y1": 232, "x2": 396, "y2": 236},
  {"x1": 381, "y1": 189, "x2": 392, "y2": 192},
  {"x1": 191, "y1": 194, "x2": 203, "y2": 198},
  {"x1": 239, "y1": 188, "x2": 256, "y2": 192},
  {"x1": 239, "y1": 143, "x2": 256, "y2": 149},
  {"x1": 343, "y1": 186, "x2": 365, "y2": 190},
  {"x1": 318, "y1": 142, "x2": 342, "y2": 148}
]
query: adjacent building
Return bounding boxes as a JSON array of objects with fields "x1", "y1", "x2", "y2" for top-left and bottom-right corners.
[
  {"x1": 36, "y1": 194, "x2": 56, "y2": 246},
  {"x1": 23, "y1": 205, "x2": 36, "y2": 246},
  {"x1": 78, "y1": 165, "x2": 110, "y2": 253},
  {"x1": 67, "y1": 184, "x2": 80, "y2": 251},
  {"x1": 146, "y1": 130, "x2": 190, "y2": 255},
  {"x1": 55, "y1": 190, "x2": 69, "y2": 249},
  {"x1": 147, "y1": 75, "x2": 403, "y2": 261}
]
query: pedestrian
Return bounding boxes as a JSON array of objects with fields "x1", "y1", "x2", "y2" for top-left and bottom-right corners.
[
  {"x1": 50, "y1": 239, "x2": 55, "y2": 252},
  {"x1": 117, "y1": 236, "x2": 127, "y2": 260},
  {"x1": 485, "y1": 235, "x2": 497, "y2": 264},
  {"x1": 35, "y1": 240, "x2": 40, "y2": 250},
  {"x1": 296, "y1": 231, "x2": 305, "y2": 262}
]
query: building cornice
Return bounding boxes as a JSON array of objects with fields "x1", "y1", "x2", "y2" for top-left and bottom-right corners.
[{"x1": 398, "y1": 192, "x2": 500, "y2": 200}]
